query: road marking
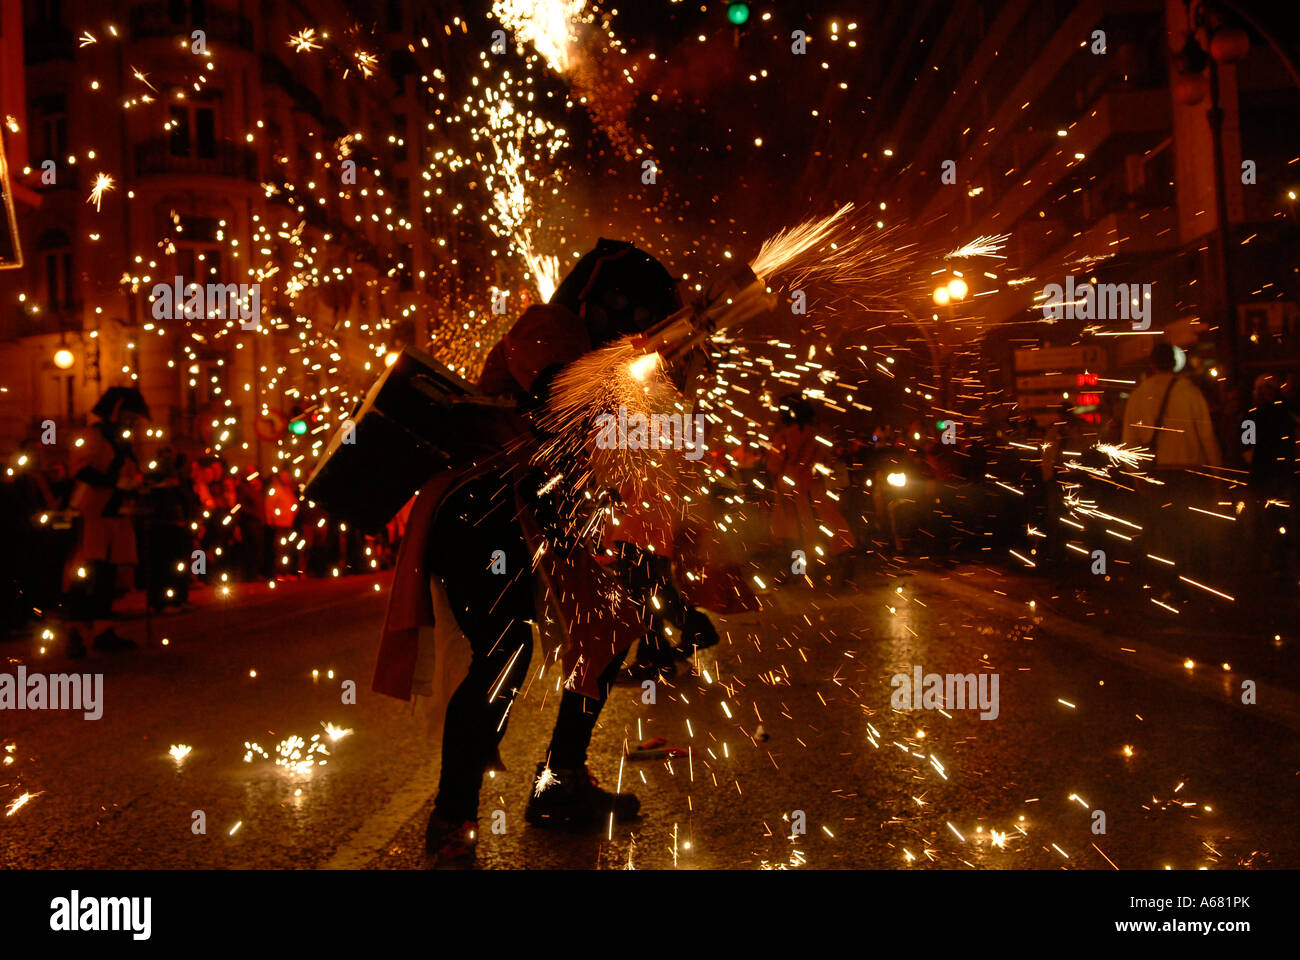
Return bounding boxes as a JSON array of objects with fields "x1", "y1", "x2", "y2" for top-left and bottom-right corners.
[{"x1": 323, "y1": 753, "x2": 442, "y2": 869}]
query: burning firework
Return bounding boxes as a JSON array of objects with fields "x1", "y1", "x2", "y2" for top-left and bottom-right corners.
[
  {"x1": 749, "y1": 203, "x2": 856, "y2": 283},
  {"x1": 945, "y1": 234, "x2": 1010, "y2": 260},
  {"x1": 493, "y1": 0, "x2": 586, "y2": 74}
]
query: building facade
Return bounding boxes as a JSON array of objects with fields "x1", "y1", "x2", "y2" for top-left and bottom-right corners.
[{"x1": 0, "y1": 0, "x2": 477, "y2": 474}]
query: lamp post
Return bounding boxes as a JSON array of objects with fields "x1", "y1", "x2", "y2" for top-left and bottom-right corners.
[
  {"x1": 1205, "y1": 53, "x2": 1238, "y2": 389},
  {"x1": 53, "y1": 344, "x2": 75, "y2": 421},
  {"x1": 1176, "y1": 1, "x2": 1252, "y2": 391},
  {"x1": 930, "y1": 275, "x2": 969, "y2": 408}
]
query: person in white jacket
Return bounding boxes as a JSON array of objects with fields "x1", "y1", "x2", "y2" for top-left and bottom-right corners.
[
  {"x1": 1121, "y1": 343, "x2": 1223, "y2": 583},
  {"x1": 1122, "y1": 343, "x2": 1221, "y2": 469}
]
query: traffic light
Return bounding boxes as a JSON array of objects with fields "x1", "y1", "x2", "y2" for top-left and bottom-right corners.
[
  {"x1": 289, "y1": 418, "x2": 308, "y2": 436},
  {"x1": 727, "y1": 3, "x2": 750, "y2": 26}
]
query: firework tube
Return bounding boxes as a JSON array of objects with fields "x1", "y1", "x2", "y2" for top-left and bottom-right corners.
[{"x1": 629, "y1": 261, "x2": 776, "y2": 362}]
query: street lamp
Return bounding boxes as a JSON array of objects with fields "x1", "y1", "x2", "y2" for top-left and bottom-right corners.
[
  {"x1": 933, "y1": 275, "x2": 968, "y2": 305},
  {"x1": 53, "y1": 347, "x2": 75, "y2": 370},
  {"x1": 929, "y1": 275, "x2": 969, "y2": 407}
]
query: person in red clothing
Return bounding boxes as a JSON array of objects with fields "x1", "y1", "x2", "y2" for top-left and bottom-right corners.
[
  {"x1": 263, "y1": 468, "x2": 299, "y2": 578},
  {"x1": 63, "y1": 388, "x2": 149, "y2": 656},
  {"x1": 599, "y1": 459, "x2": 719, "y2": 682},
  {"x1": 766, "y1": 394, "x2": 856, "y2": 586}
]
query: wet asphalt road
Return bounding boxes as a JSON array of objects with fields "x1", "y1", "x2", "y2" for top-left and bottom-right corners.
[{"x1": 2, "y1": 560, "x2": 1296, "y2": 870}]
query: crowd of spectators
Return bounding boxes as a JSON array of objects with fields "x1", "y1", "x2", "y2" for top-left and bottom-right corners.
[{"x1": 2, "y1": 392, "x2": 395, "y2": 651}]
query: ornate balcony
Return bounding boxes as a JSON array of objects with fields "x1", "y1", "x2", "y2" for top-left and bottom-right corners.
[{"x1": 134, "y1": 138, "x2": 258, "y2": 181}]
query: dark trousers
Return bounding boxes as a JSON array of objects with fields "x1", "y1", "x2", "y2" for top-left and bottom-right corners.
[
  {"x1": 545, "y1": 651, "x2": 629, "y2": 771},
  {"x1": 430, "y1": 477, "x2": 648, "y2": 818},
  {"x1": 616, "y1": 543, "x2": 690, "y2": 664},
  {"x1": 68, "y1": 560, "x2": 115, "y2": 622},
  {"x1": 429, "y1": 477, "x2": 535, "y2": 823}
]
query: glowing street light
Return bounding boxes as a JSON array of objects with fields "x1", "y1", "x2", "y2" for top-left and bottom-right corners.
[
  {"x1": 933, "y1": 274, "x2": 969, "y2": 306},
  {"x1": 53, "y1": 348, "x2": 75, "y2": 370}
]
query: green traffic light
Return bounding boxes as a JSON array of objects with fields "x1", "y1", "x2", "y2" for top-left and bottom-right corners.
[
  {"x1": 727, "y1": 3, "x2": 750, "y2": 26},
  {"x1": 289, "y1": 419, "x2": 308, "y2": 436}
]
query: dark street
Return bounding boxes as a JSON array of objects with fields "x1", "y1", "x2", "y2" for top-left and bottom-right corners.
[{"x1": 5, "y1": 560, "x2": 1295, "y2": 870}]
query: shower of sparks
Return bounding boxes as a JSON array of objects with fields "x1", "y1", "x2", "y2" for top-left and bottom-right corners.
[
  {"x1": 287, "y1": 28, "x2": 323, "y2": 53},
  {"x1": 352, "y1": 50, "x2": 378, "y2": 78},
  {"x1": 1094, "y1": 442, "x2": 1154, "y2": 470},
  {"x1": 523, "y1": 248, "x2": 560, "y2": 302},
  {"x1": 492, "y1": 0, "x2": 586, "y2": 74},
  {"x1": 534, "y1": 766, "x2": 560, "y2": 796},
  {"x1": 243, "y1": 725, "x2": 343, "y2": 775},
  {"x1": 749, "y1": 203, "x2": 854, "y2": 282},
  {"x1": 5, "y1": 792, "x2": 35, "y2": 816},
  {"x1": 322, "y1": 722, "x2": 352, "y2": 742},
  {"x1": 86, "y1": 172, "x2": 114, "y2": 212},
  {"x1": 628, "y1": 352, "x2": 660, "y2": 381},
  {"x1": 169, "y1": 744, "x2": 193, "y2": 763},
  {"x1": 427, "y1": 59, "x2": 570, "y2": 368},
  {"x1": 945, "y1": 234, "x2": 1011, "y2": 259}
]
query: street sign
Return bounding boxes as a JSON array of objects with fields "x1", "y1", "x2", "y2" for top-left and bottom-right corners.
[
  {"x1": 1014, "y1": 373, "x2": 1086, "y2": 392},
  {"x1": 1012, "y1": 344, "x2": 1103, "y2": 373},
  {"x1": 1013, "y1": 344, "x2": 1109, "y2": 424}
]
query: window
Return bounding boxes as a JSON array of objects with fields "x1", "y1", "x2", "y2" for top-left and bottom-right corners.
[
  {"x1": 45, "y1": 251, "x2": 73, "y2": 309},
  {"x1": 398, "y1": 242, "x2": 413, "y2": 291},
  {"x1": 186, "y1": 356, "x2": 225, "y2": 411},
  {"x1": 175, "y1": 215, "x2": 223, "y2": 284},
  {"x1": 33, "y1": 0, "x2": 63, "y2": 23},
  {"x1": 33, "y1": 95, "x2": 68, "y2": 164},
  {"x1": 37, "y1": 229, "x2": 74, "y2": 311},
  {"x1": 169, "y1": 0, "x2": 207, "y2": 26},
  {"x1": 169, "y1": 103, "x2": 216, "y2": 158}
]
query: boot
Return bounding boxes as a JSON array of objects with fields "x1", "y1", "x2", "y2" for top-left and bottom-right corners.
[
  {"x1": 677, "y1": 608, "x2": 718, "y2": 657},
  {"x1": 525, "y1": 762, "x2": 640, "y2": 828},
  {"x1": 425, "y1": 810, "x2": 477, "y2": 868}
]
